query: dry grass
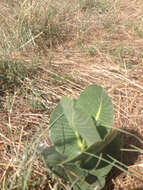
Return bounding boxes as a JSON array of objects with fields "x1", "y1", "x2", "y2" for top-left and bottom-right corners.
[{"x1": 0, "y1": 0, "x2": 143, "y2": 189}]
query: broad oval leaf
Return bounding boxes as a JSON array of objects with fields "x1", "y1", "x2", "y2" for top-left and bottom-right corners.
[
  {"x1": 76, "y1": 85, "x2": 114, "y2": 129},
  {"x1": 49, "y1": 103, "x2": 82, "y2": 158},
  {"x1": 61, "y1": 96, "x2": 101, "y2": 146},
  {"x1": 49, "y1": 96, "x2": 101, "y2": 159},
  {"x1": 42, "y1": 84, "x2": 119, "y2": 190},
  {"x1": 42, "y1": 146, "x2": 67, "y2": 167}
]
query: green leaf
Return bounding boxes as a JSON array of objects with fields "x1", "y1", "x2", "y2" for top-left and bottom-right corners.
[
  {"x1": 50, "y1": 96, "x2": 101, "y2": 159},
  {"x1": 61, "y1": 96, "x2": 101, "y2": 146},
  {"x1": 67, "y1": 129, "x2": 118, "y2": 164},
  {"x1": 60, "y1": 96, "x2": 76, "y2": 126},
  {"x1": 45, "y1": 84, "x2": 119, "y2": 190},
  {"x1": 75, "y1": 174, "x2": 105, "y2": 190},
  {"x1": 90, "y1": 163, "x2": 114, "y2": 177},
  {"x1": 76, "y1": 85, "x2": 113, "y2": 130},
  {"x1": 86, "y1": 129, "x2": 118, "y2": 155},
  {"x1": 41, "y1": 146, "x2": 67, "y2": 167},
  {"x1": 46, "y1": 162, "x2": 89, "y2": 185},
  {"x1": 81, "y1": 135, "x2": 119, "y2": 175},
  {"x1": 63, "y1": 163, "x2": 88, "y2": 181},
  {"x1": 59, "y1": 163, "x2": 105, "y2": 190},
  {"x1": 49, "y1": 103, "x2": 82, "y2": 158},
  {"x1": 73, "y1": 106, "x2": 101, "y2": 146},
  {"x1": 42, "y1": 147, "x2": 106, "y2": 190},
  {"x1": 94, "y1": 134, "x2": 120, "y2": 172}
]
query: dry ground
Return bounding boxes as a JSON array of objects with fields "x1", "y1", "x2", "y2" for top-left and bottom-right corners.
[{"x1": 0, "y1": 0, "x2": 143, "y2": 189}]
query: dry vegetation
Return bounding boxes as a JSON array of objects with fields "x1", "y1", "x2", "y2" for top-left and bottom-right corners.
[{"x1": 0, "y1": 0, "x2": 143, "y2": 189}]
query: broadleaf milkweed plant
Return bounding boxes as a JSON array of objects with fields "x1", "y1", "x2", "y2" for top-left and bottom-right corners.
[{"x1": 41, "y1": 85, "x2": 120, "y2": 190}]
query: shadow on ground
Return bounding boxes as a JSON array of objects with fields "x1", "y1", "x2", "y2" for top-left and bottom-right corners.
[{"x1": 104, "y1": 129, "x2": 143, "y2": 190}]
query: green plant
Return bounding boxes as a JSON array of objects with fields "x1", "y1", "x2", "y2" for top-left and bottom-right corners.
[
  {"x1": 79, "y1": 0, "x2": 112, "y2": 13},
  {"x1": 40, "y1": 85, "x2": 120, "y2": 189},
  {"x1": 0, "y1": 58, "x2": 38, "y2": 92},
  {"x1": 87, "y1": 45, "x2": 97, "y2": 56},
  {"x1": 41, "y1": 85, "x2": 119, "y2": 189}
]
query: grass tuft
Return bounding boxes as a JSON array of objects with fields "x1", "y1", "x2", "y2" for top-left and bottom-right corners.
[{"x1": 0, "y1": 57, "x2": 38, "y2": 92}]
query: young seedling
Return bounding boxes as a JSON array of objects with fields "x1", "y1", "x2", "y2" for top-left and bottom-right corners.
[{"x1": 41, "y1": 85, "x2": 119, "y2": 190}]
